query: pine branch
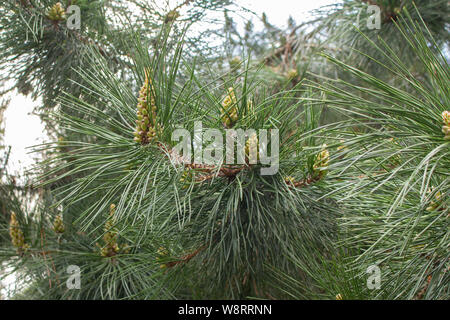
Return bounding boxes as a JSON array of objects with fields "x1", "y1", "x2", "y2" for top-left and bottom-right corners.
[{"x1": 165, "y1": 245, "x2": 206, "y2": 268}]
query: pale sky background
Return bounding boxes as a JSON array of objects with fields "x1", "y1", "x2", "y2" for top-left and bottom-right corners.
[
  {"x1": 239, "y1": 0, "x2": 338, "y2": 27},
  {"x1": 3, "y1": 94, "x2": 45, "y2": 177},
  {"x1": 1, "y1": 0, "x2": 339, "y2": 299}
]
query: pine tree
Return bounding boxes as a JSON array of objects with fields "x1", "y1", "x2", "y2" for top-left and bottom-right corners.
[{"x1": 0, "y1": 0, "x2": 448, "y2": 300}]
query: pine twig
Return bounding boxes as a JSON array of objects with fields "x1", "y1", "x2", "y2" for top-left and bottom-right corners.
[{"x1": 165, "y1": 245, "x2": 206, "y2": 268}]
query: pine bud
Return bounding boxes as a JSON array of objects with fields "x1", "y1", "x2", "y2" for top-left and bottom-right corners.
[
  {"x1": 47, "y1": 2, "x2": 66, "y2": 21},
  {"x1": 442, "y1": 111, "x2": 450, "y2": 140},
  {"x1": 220, "y1": 87, "x2": 239, "y2": 128},
  {"x1": 426, "y1": 188, "x2": 444, "y2": 212},
  {"x1": 134, "y1": 70, "x2": 162, "y2": 145},
  {"x1": 442, "y1": 111, "x2": 450, "y2": 126},
  {"x1": 180, "y1": 169, "x2": 194, "y2": 189},
  {"x1": 286, "y1": 68, "x2": 298, "y2": 80},
  {"x1": 244, "y1": 133, "x2": 259, "y2": 163},
  {"x1": 165, "y1": 10, "x2": 180, "y2": 23},
  {"x1": 9, "y1": 212, "x2": 29, "y2": 252},
  {"x1": 53, "y1": 214, "x2": 65, "y2": 234},
  {"x1": 284, "y1": 176, "x2": 295, "y2": 185},
  {"x1": 156, "y1": 246, "x2": 169, "y2": 269},
  {"x1": 229, "y1": 57, "x2": 241, "y2": 70},
  {"x1": 100, "y1": 204, "x2": 120, "y2": 257},
  {"x1": 313, "y1": 144, "x2": 330, "y2": 177}
]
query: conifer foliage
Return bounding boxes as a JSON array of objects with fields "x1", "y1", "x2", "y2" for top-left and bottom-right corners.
[{"x1": 0, "y1": 0, "x2": 448, "y2": 300}]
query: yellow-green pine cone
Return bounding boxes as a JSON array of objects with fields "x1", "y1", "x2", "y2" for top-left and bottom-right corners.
[
  {"x1": 100, "y1": 246, "x2": 110, "y2": 257},
  {"x1": 156, "y1": 246, "x2": 169, "y2": 269},
  {"x1": 246, "y1": 99, "x2": 255, "y2": 117},
  {"x1": 180, "y1": 169, "x2": 194, "y2": 189},
  {"x1": 47, "y1": 2, "x2": 66, "y2": 21},
  {"x1": 220, "y1": 87, "x2": 238, "y2": 128},
  {"x1": 442, "y1": 111, "x2": 450, "y2": 140},
  {"x1": 284, "y1": 176, "x2": 295, "y2": 184},
  {"x1": 53, "y1": 214, "x2": 65, "y2": 234},
  {"x1": 286, "y1": 68, "x2": 298, "y2": 80},
  {"x1": 100, "y1": 204, "x2": 120, "y2": 257},
  {"x1": 134, "y1": 70, "x2": 160, "y2": 145},
  {"x1": 229, "y1": 56, "x2": 241, "y2": 70},
  {"x1": 426, "y1": 189, "x2": 443, "y2": 212},
  {"x1": 165, "y1": 9, "x2": 180, "y2": 23},
  {"x1": 313, "y1": 144, "x2": 330, "y2": 177},
  {"x1": 9, "y1": 212, "x2": 28, "y2": 251},
  {"x1": 443, "y1": 111, "x2": 450, "y2": 126},
  {"x1": 244, "y1": 133, "x2": 259, "y2": 163}
]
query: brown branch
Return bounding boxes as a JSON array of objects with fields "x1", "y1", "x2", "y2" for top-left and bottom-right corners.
[
  {"x1": 160, "y1": 141, "x2": 325, "y2": 187},
  {"x1": 165, "y1": 245, "x2": 206, "y2": 268},
  {"x1": 158, "y1": 142, "x2": 249, "y2": 182},
  {"x1": 192, "y1": 165, "x2": 247, "y2": 183},
  {"x1": 414, "y1": 275, "x2": 432, "y2": 300},
  {"x1": 287, "y1": 174, "x2": 323, "y2": 189}
]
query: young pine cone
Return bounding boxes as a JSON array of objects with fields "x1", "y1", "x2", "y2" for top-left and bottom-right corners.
[
  {"x1": 220, "y1": 87, "x2": 238, "y2": 128},
  {"x1": 313, "y1": 144, "x2": 330, "y2": 177},
  {"x1": 9, "y1": 212, "x2": 29, "y2": 252},
  {"x1": 244, "y1": 133, "x2": 259, "y2": 163},
  {"x1": 426, "y1": 188, "x2": 444, "y2": 212},
  {"x1": 53, "y1": 214, "x2": 65, "y2": 234},
  {"x1": 47, "y1": 2, "x2": 66, "y2": 21},
  {"x1": 156, "y1": 246, "x2": 169, "y2": 269},
  {"x1": 99, "y1": 204, "x2": 122, "y2": 257},
  {"x1": 442, "y1": 111, "x2": 450, "y2": 140},
  {"x1": 133, "y1": 71, "x2": 162, "y2": 144},
  {"x1": 165, "y1": 10, "x2": 180, "y2": 23}
]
